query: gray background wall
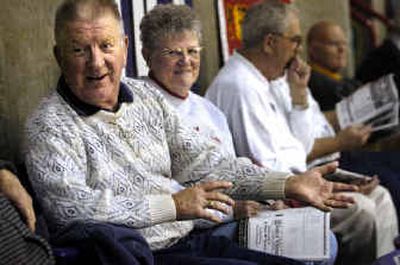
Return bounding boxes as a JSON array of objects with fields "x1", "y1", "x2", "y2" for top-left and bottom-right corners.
[
  {"x1": 0, "y1": 0, "x2": 375, "y2": 161},
  {"x1": 0, "y1": 0, "x2": 62, "y2": 161}
]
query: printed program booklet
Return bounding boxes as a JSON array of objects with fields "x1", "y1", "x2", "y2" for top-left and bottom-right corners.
[
  {"x1": 336, "y1": 73, "x2": 399, "y2": 132},
  {"x1": 239, "y1": 207, "x2": 330, "y2": 261}
]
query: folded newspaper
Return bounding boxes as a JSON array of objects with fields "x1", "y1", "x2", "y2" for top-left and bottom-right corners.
[
  {"x1": 239, "y1": 207, "x2": 330, "y2": 261},
  {"x1": 336, "y1": 73, "x2": 399, "y2": 132}
]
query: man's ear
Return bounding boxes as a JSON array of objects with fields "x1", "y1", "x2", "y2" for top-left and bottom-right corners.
[
  {"x1": 307, "y1": 42, "x2": 317, "y2": 62},
  {"x1": 262, "y1": 34, "x2": 276, "y2": 55},
  {"x1": 122, "y1": 35, "x2": 129, "y2": 65},
  {"x1": 54, "y1": 45, "x2": 63, "y2": 68}
]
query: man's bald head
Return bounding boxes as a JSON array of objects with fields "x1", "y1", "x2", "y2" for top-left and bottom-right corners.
[
  {"x1": 307, "y1": 21, "x2": 339, "y2": 45},
  {"x1": 307, "y1": 21, "x2": 348, "y2": 73}
]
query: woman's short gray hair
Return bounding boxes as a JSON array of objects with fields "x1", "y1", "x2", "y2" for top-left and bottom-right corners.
[
  {"x1": 241, "y1": 0, "x2": 297, "y2": 49},
  {"x1": 140, "y1": 4, "x2": 202, "y2": 51}
]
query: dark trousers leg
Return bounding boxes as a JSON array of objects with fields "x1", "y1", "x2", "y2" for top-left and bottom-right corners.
[{"x1": 154, "y1": 228, "x2": 303, "y2": 265}]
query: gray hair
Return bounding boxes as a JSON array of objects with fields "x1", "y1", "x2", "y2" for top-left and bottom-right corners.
[
  {"x1": 54, "y1": 0, "x2": 123, "y2": 44},
  {"x1": 241, "y1": 0, "x2": 297, "y2": 49},
  {"x1": 140, "y1": 4, "x2": 202, "y2": 51}
]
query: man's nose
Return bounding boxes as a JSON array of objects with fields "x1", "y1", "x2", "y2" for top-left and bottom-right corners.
[
  {"x1": 338, "y1": 44, "x2": 346, "y2": 53},
  {"x1": 87, "y1": 47, "x2": 105, "y2": 69},
  {"x1": 296, "y1": 43, "x2": 303, "y2": 53}
]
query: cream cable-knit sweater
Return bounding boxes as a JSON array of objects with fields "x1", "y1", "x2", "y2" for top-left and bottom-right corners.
[{"x1": 24, "y1": 77, "x2": 289, "y2": 250}]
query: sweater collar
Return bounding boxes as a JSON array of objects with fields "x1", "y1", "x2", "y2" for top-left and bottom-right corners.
[
  {"x1": 57, "y1": 76, "x2": 133, "y2": 117},
  {"x1": 310, "y1": 63, "x2": 343, "y2": 81}
]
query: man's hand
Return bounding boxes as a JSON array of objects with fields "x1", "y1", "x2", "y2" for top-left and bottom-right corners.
[
  {"x1": 337, "y1": 124, "x2": 372, "y2": 150},
  {"x1": 233, "y1": 200, "x2": 261, "y2": 219},
  {"x1": 287, "y1": 57, "x2": 311, "y2": 107},
  {"x1": 355, "y1": 175, "x2": 379, "y2": 195},
  {"x1": 285, "y1": 162, "x2": 358, "y2": 212},
  {"x1": 172, "y1": 181, "x2": 234, "y2": 223},
  {"x1": 0, "y1": 169, "x2": 36, "y2": 232},
  {"x1": 268, "y1": 200, "x2": 290, "y2": 210}
]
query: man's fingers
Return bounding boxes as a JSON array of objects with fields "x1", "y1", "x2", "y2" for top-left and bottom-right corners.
[
  {"x1": 361, "y1": 132, "x2": 371, "y2": 143},
  {"x1": 199, "y1": 181, "x2": 233, "y2": 192},
  {"x1": 205, "y1": 201, "x2": 232, "y2": 215},
  {"x1": 310, "y1": 201, "x2": 332, "y2": 212},
  {"x1": 324, "y1": 192, "x2": 356, "y2": 209},
  {"x1": 15, "y1": 199, "x2": 36, "y2": 232},
  {"x1": 324, "y1": 199, "x2": 352, "y2": 208},
  {"x1": 206, "y1": 191, "x2": 235, "y2": 206},
  {"x1": 358, "y1": 176, "x2": 379, "y2": 195},
  {"x1": 314, "y1": 161, "x2": 339, "y2": 176},
  {"x1": 200, "y1": 210, "x2": 223, "y2": 223},
  {"x1": 370, "y1": 175, "x2": 380, "y2": 184},
  {"x1": 288, "y1": 56, "x2": 300, "y2": 69},
  {"x1": 235, "y1": 201, "x2": 261, "y2": 217},
  {"x1": 25, "y1": 208, "x2": 36, "y2": 232},
  {"x1": 332, "y1": 182, "x2": 358, "y2": 192},
  {"x1": 331, "y1": 193, "x2": 355, "y2": 204},
  {"x1": 361, "y1": 125, "x2": 373, "y2": 133},
  {"x1": 245, "y1": 201, "x2": 262, "y2": 210},
  {"x1": 310, "y1": 192, "x2": 355, "y2": 211}
]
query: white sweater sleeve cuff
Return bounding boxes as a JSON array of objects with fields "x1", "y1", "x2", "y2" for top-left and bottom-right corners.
[
  {"x1": 148, "y1": 195, "x2": 177, "y2": 224},
  {"x1": 261, "y1": 172, "x2": 291, "y2": 199}
]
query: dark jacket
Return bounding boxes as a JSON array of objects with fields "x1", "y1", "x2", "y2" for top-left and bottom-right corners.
[{"x1": 356, "y1": 39, "x2": 400, "y2": 84}]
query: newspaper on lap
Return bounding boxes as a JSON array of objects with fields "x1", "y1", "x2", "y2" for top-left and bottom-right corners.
[
  {"x1": 239, "y1": 207, "x2": 330, "y2": 261},
  {"x1": 336, "y1": 73, "x2": 399, "y2": 132}
]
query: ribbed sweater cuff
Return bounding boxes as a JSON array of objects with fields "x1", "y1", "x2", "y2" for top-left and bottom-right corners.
[
  {"x1": 149, "y1": 195, "x2": 176, "y2": 224},
  {"x1": 261, "y1": 172, "x2": 291, "y2": 199}
]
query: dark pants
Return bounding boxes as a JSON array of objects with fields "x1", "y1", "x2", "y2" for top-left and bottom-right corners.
[
  {"x1": 154, "y1": 226, "x2": 303, "y2": 265},
  {"x1": 53, "y1": 222, "x2": 306, "y2": 265},
  {"x1": 52, "y1": 222, "x2": 154, "y2": 265}
]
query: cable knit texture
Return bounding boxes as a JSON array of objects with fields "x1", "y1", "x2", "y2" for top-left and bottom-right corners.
[{"x1": 24, "y1": 77, "x2": 289, "y2": 250}]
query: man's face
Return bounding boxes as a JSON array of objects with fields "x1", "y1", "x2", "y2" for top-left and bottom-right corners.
[
  {"x1": 147, "y1": 31, "x2": 201, "y2": 95},
  {"x1": 309, "y1": 25, "x2": 348, "y2": 72},
  {"x1": 55, "y1": 13, "x2": 128, "y2": 109},
  {"x1": 272, "y1": 12, "x2": 303, "y2": 77}
]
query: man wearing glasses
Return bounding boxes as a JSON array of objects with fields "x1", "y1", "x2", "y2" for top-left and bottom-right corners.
[
  {"x1": 206, "y1": 1, "x2": 397, "y2": 265},
  {"x1": 206, "y1": 0, "x2": 313, "y2": 173}
]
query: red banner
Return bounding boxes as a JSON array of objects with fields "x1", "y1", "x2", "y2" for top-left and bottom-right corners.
[{"x1": 222, "y1": 0, "x2": 261, "y2": 55}]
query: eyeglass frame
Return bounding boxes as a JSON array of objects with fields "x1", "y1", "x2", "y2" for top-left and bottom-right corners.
[
  {"x1": 158, "y1": 46, "x2": 203, "y2": 60},
  {"x1": 271, "y1": 32, "x2": 303, "y2": 48}
]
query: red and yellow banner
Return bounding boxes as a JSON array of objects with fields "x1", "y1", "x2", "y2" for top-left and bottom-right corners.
[{"x1": 222, "y1": 0, "x2": 260, "y2": 54}]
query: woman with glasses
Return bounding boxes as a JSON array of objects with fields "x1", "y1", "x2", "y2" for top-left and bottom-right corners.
[
  {"x1": 140, "y1": 4, "x2": 262, "y2": 226},
  {"x1": 140, "y1": 4, "x2": 236, "y2": 158}
]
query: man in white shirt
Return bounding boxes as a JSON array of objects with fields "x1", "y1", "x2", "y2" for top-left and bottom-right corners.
[{"x1": 206, "y1": 1, "x2": 398, "y2": 264}]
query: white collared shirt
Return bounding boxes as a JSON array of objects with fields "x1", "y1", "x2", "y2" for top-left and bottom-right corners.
[
  {"x1": 206, "y1": 52, "x2": 308, "y2": 173},
  {"x1": 269, "y1": 76, "x2": 340, "y2": 168}
]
